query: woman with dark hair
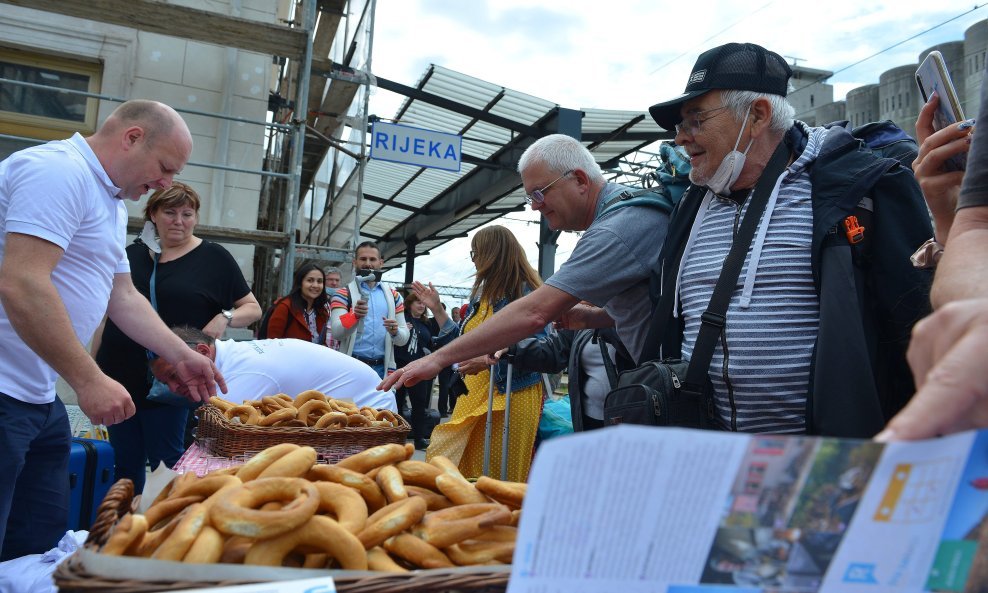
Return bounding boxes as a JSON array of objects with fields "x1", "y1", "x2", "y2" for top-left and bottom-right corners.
[
  {"x1": 264, "y1": 263, "x2": 331, "y2": 344},
  {"x1": 395, "y1": 287, "x2": 456, "y2": 449},
  {"x1": 426, "y1": 225, "x2": 548, "y2": 482},
  {"x1": 93, "y1": 182, "x2": 261, "y2": 494}
]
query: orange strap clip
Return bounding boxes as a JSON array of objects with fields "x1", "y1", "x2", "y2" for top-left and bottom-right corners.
[{"x1": 843, "y1": 215, "x2": 865, "y2": 244}]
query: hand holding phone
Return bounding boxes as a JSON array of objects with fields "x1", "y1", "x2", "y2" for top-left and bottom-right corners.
[{"x1": 916, "y1": 51, "x2": 967, "y2": 171}]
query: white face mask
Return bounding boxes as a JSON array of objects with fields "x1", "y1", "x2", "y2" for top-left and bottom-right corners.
[{"x1": 704, "y1": 105, "x2": 753, "y2": 195}]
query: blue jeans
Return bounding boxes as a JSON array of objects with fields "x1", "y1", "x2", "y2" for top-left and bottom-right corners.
[
  {"x1": 107, "y1": 405, "x2": 189, "y2": 494},
  {"x1": 0, "y1": 393, "x2": 70, "y2": 561}
]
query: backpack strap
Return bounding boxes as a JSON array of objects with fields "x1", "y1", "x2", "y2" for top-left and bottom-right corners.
[{"x1": 600, "y1": 186, "x2": 675, "y2": 218}]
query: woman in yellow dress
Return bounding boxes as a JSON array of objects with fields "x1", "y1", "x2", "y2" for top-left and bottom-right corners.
[{"x1": 426, "y1": 225, "x2": 548, "y2": 482}]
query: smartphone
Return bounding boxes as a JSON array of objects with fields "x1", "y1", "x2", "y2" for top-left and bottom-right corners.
[{"x1": 916, "y1": 50, "x2": 967, "y2": 171}]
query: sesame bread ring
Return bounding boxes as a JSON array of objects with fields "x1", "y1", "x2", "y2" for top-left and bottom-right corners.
[
  {"x1": 211, "y1": 477, "x2": 319, "y2": 539},
  {"x1": 101, "y1": 513, "x2": 148, "y2": 556},
  {"x1": 224, "y1": 405, "x2": 261, "y2": 425},
  {"x1": 336, "y1": 443, "x2": 409, "y2": 474},
  {"x1": 357, "y1": 496, "x2": 428, "y2": 549},
  {"x1": 383, "y1": 533, "x2": 454, "y2": 569},
  {"x1": 306, "y1": 464, "x2": 387, "y2": 512},
  {"x1": 255, "y1": 446, "x2": 317, "y2": 479},
  {"x1": 244, "y1": 515, "x2": 367, "y2": 570},
  {"x1": 313, "y1": 481, "x2": 369, "y2": 534},
  {"x1": 151, "y1": 503, "x2": 208, "y2": 561},
  {"x1": 375, "y1": 465, "x2": 408, "y2": 504},
  {"x1": 181, "y1": 525, "x2": 224, "y2": 564},
  {"x1": 257, "y1": 406, "x2": 297, "y2": 427},
  {"x1": 474, "y1": 476, "x2": 527, "y2": 509},
  {"x1": 294, "y1": 389, "x2": 328, "y2": 407},
  {"x1": 236, "y1": 443, "x2": 301, "y2": 481},
  {"x1": 314, "y1": 411, "x2": 348, "y2": 429},
  {"x1": 367, "y1": 546, "x2": 410, "y2": 572}
]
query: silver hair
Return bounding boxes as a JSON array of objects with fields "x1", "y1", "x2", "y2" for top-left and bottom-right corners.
[
  {"x1": 721, "y1": 90, "x2": 795, "y2": 133},
  {"x1": 323, "y1": 266, "x2": 342, "y2": 277},
  {"x1": 517, "y1": 134, "x2": 604, "y2": 184}
]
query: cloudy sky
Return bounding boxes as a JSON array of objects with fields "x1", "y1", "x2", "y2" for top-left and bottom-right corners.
[{"x1": 364, "y1": 1, "x2": 986, "y2": 305}]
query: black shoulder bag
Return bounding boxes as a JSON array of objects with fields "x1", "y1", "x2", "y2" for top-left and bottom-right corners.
[{"x1": 603, "y1": 143, "x2": 790, "y2": 430}]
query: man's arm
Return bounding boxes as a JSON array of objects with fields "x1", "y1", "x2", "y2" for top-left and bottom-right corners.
[
  {"x1": 106, "y1": 272, "x2": 226, "y2": 402},
  {"x1": 330, "y1": 290, "x2": 358, "y2": 338},
  {"x1": 380, "y1": 284, "x2": 579, "y2": 389},
  {"x1": 0, "y1": 233, "x2": 135, "y2": 425},
  {"x1": 930, "y1": 206, "x2": 988, "y2": 307},
  {"x1": 556, "y1": 303, "x2": 615, "y2": 330}
]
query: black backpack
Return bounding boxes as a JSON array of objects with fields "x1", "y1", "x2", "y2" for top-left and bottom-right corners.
[{"x1": 256, "y1": 297, "x2": 289, "y2": 339}]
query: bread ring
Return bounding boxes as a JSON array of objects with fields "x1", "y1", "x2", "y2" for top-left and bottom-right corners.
[
  {"x1": 261, "y1": 395, "x2": 288, "y2": 410},
  {"x1": 307, "y1": 464, "x2": 387, "y2": 512},
  {"x1": 375, "y1": 409, "x2": 400, "y2": 426},
  {"x1": 182, "y1": 525, "x2": 224, "y2": 564},
  {"x1": 396, "y1": 460, "x2": 443, "y2": 489},
  {"x1": 151, "y1": 503, "x2": 208, "y2": 561},
  {"x1": 219, "y1": 535, "x2": 252, "y2": 564},
  {"x1": 211, "y1": 477, "x2": 319, "y2": 539},
  {"x1": 256, "y1": 446, "x2": 317, "y2": 479},
  {"x1": 101, "y1": 513, "x2": 148, "y2": 556},
  {"x1": 357, "y1": 496, "x2": 428, "y2": 549},
  {"x1": 421, "y1": 502, "x2": 506, "y2": 525},
  {"x1": 273, "y1": 418, "x2": 308, "y2": 427},
  {"x1": 367, "y1": 546, "x2": 410, "y2": 572},
  {"x1": 143, "y1": 495, "x2": 204, "y2": 530},
  {"x1": 236, "y1": 443, "x2": 300, "y2": 481},
  {"x1": 375, "y1": 465, "x2": 408, "y2": 504},
  {"x1": 224, "y1": 405, "x2": 261, "y2": 425},
  {"x1": 330, "y1": 399, "x2": 359, "y2": 414},
  {"x1": 275, "y1": 393, "x2": 294, "y2": 405},
  {"x1": 468, "y1": 524, "x2": 518, "y2": 543},
  {"x1": 336, "y1": 443, "x2": 409, "y2": 474},
  {"x1": 302, "y1": 553, "x2": 329, "y2": 569},
  {"x1": 445, "y1": 539, "x2": 515, "y2": 565},
  {"x1": 171, "y1": 474, "x2": 242, "y2": 501},
  {"x1": 406, "y1": 485, "x2": 455, "y2": 511},
  {"x1": 434, "y1": 473, "x2": 490, "y2": 505},
  {"x1": 294, "y1": 389, "x2": 327, "y2": 407},
  {"x1": 314, "y1": 411, "x2": 348, "y2": 429},
  {"x1": 135, "y1": 512, "x2": 180, "y2": 557},
  {"x1": 510, "y1": 509, "x2": 521, "y2": 527},
  {"x1": 296, "y1": 399, "x2": 334, "y2": 424},
  {"x1": 208, "y1": 396, "x2": 236, "y2": 412},
  {"x1": 244, "y1": 515, "x2": 367, "y2": 570},
  {"x1": 413, "y1": 504, "x2": 512, "y2": 549},
  {"x1": 257, "y1": 406, "x2": 297, "y2": 427},
  {"x1": 313, "y1": 481, "x2": 368, "y2": 534},
  {"x1": 383, "y1": 533, "x2": 454, "y2": 569},
  {"x1": 474, "y1": 476, "x2": 527, "y2": 509},
  {"x1": 359, "y1": 406, "x2": 378, "y2": 420},
  {"x1": 346, "y1": 412, "x2": 372, "y2": 427}
]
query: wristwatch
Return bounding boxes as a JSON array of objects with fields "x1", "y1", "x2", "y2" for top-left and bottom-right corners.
[
  {"x1": 221, "y1": 309, "x2": 234, "y2": 323},
  {"x1": 910, "y1": 238, "x2": 944, "y2": 269}
]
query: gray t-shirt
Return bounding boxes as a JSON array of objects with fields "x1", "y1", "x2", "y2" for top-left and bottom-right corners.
[
  {"x1": 545, "y1": 182, "x2": 669, "y2": 361},
  {"x1": 959, "y1": 68, "x2": 988, "y2": 209}
]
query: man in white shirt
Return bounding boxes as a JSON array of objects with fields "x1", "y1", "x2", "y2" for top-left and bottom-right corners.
[{"x1": 150, "y1": 326, "x2": 397, "y2": 411}]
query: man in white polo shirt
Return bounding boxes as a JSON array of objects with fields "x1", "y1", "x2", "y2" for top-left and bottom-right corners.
[{"x1": 151, "y1": 326, "x2": 397, "y2": 412}]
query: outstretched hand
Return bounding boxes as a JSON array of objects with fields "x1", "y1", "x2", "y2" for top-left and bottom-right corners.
[
  {"x1": 171, "y1": 350, "x2": 228, "y2": 403},
  {"x1": 411, "y1": 281, "x2": 442, "y2": 311},
  {"x1": 379, "y1": 354, "x2": 444, "y2": 391}
]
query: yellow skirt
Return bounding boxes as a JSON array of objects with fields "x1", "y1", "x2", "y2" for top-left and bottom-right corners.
[{"x1": 426, "y1": 367, "x2": 543, "y2": 483}]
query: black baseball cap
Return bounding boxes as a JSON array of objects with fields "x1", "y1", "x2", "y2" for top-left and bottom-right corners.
[{"x1": 648, "y1": 42, "x2": 792, "y2": 131}]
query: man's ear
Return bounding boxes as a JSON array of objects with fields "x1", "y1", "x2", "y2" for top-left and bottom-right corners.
[
  {"x1": 749, "y1": 98, "x2": 773, "y2": 138},
  {"x1": 194, "y1": 343, "x2": 212, "y2": 359},
  {"x1": 122, "y1": 125, "x2": 144, "y2": 149}
]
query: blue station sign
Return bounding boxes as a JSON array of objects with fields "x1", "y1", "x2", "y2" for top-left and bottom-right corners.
[{"x1": 369, "y1": 121, "x2": 462, "y2": 172}]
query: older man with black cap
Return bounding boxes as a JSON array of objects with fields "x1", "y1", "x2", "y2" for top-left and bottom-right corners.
[{"x1": 647, "y1": 42, "x2": 933, "y2": 437}]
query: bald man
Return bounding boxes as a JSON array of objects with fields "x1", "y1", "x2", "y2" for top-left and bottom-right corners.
[{"x1": 0, "y1": 100, "x2": 225, "y2": 559}]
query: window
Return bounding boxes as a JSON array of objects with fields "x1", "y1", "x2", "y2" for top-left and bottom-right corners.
[{"x1": 0, "y1": 46, "x2": 102, "y2": 143}]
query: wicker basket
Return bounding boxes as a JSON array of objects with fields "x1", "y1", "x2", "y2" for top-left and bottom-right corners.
[
  {"x1": 195, "y1": 404, "x2": 410, "y2": 463},
  {"x1": 53, "y1": 479, "x2": 509, "y2": 593}
]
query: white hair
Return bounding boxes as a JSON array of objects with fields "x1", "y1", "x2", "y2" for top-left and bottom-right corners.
[
  {"x1": 721, "y1": 90, "x2": 795, "y2": 133},
  {"x1": 517, "y1": 134, "x2": 604, "y2": 183}
]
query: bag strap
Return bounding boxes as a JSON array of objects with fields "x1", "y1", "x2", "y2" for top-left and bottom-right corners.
[
  {"x1": 683, "y1": 141, "x2": 790, "y2": 388},
  {"x1": 595, "y1": 330, "x2": 619, "y2": 389},
  {"x1": 149, "y1": 252, "x2": 160, "y2": 311}
]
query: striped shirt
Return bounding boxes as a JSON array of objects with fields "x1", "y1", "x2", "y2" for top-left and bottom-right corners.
[{"x1": 680, "y1": 124, "x2": 829, "y2": 434}]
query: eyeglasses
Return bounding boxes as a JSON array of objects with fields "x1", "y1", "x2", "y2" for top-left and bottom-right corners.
[
  {"x1": 525, "y1": 170, "x2": 574, "y2": 206},
  {"x1": 674, "y1": 105, "x2": 730, "y2": 137}
]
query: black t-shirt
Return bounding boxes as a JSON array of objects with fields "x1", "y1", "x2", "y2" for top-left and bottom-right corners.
[
  {"x1": 394, "y1": 316, "x2": 435, "y2": 367},
  {"x1": 95, "y1": 240, "x2": 251, "y2": 408}
]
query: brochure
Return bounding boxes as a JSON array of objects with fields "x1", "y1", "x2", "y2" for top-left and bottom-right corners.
[{"x1": 509, "y1": 426, "x2": 988, "y2": 593}]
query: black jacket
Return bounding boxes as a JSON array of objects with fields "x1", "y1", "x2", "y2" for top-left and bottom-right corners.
[{"x1": 653, "y1": 124, "x2": 933, "y2": 438}]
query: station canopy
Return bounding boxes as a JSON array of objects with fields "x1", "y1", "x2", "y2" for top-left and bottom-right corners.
[{"x1": 359, "y1": 65, "x2": 672, "y2": 270}]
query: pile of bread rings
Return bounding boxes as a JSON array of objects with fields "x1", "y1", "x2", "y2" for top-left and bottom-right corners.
[
  {"x1": 208, "y1": 390, "x2": 401, "y2": 429},
  {"x1": 99, "y1": 442, "x2": 524, "y2": 570}
]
